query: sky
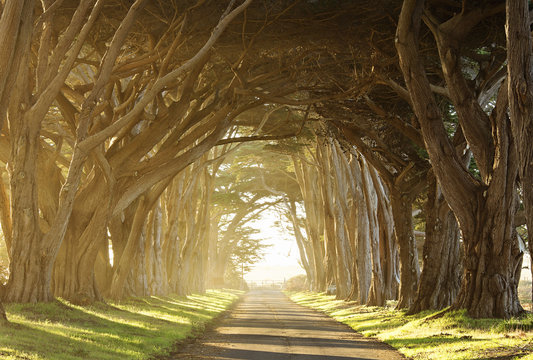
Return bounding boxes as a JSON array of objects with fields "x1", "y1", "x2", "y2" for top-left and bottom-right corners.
[{"x1": 244, "y1": 208, "x2": 305, "y2": 283}]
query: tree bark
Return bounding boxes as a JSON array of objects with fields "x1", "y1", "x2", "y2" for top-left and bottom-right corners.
[
  {"x1": 409, "y1": 172, "x2": 462, "y2": 314},
  {"x1": 396, "y1": 0, "x2": 523, "y2": 317},
  {"x1": 506, "y1": 0, "x2": 533, "y2": 306},
  {"x1": 146, "y1": 201, "x2": 166, "y2": 295},
  {"x1": 389, "y1": 187, "x2": 420, "y2": 309},
  {"x1": 109, "y1": 196, "x2": 148, "y2": 300},
  {"x1": 3, "y1": 0, "x2": 54, "y2": 303},
  {"x1": 287, "y1": 199, "x2": 313, "y2": 285},
  {"x1": 369, "y1": 163, "x2": 399, "y2": 303},
  {"x1": 360, "y1": 158, "x2": 385, "y2": 306},
  {"x1": 317, "y1": 140, "x2": 338, "y2": 289},
  {"x1": 52, "y1": 179, "x2": 110, "y2": 304},
  {"x1": 0, "y1": 301, "x2": 7, "y2": 322},
  {"x1": 293, "y1": 155, "x2": 326, "y2": 291},
  {"x1": 330, "y1": 141, "x2": 353, "y2": 299},
  {"x1": 349, "y1": 155, "x2": 372, "y2": 304}
]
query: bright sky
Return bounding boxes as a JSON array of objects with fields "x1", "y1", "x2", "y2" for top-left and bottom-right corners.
[{"x1": 244, "y1": 208, "x2": 305, "y2": 283}]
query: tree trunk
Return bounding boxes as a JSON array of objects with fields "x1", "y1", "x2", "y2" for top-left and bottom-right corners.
[
  {"x1": 5, "y1": 122, "x2": 53, "y2": 302},
  {"x1": 369, "y1": 163, "x2": 399, "y2": 303},
  {"x1": 146, "y1": 202, "x2": 166, "y2": 295},
  {"x1": 127, "y1": 224, "x2": 148, "y2": 297},
  {"x1": 453, "y1": 172, "x2": 523, "y2": 318},
  {"x1": 506, "y1": 0, "x2": 533, "y2": 307},
  {"x1": 293, "y1": 155, "x2": 326, "y2": 291},
  {"x1": 409, "y1": 172, "x2": 462, "y2": 314},
  {"x1": 0, "y1": 301, "x2": 7, "y2": 322},
  {"x1": 396, "y1": 0, "x2": 523, "y2": 318},
  {"x1": 350, "y1": 155, "x2": 372, "y2": 303},
  {"x1": 454, "y1": 221, "x2": 523, "y2": 318},
  {"x1": 109, "y1": 196, "x2": 148, "y2": 300},
  {"x1": 94, "y1": 242, "x2": 113, "y2": 296},
  {"x1": 360, "y1": 158, "x2": 385, "y2": 306},
  {"x1": 3, "y1": 0, "x2": 53, "y2": 303},
  {"x1": 53, "y1": 181, "x2": 110, "y2": 304},
  {"x1": 317, "y1": 141, "x2": 337, "y2": 288},
  {"x1": 287, "y1": 199, "x2": 313, "y2": 285},
  {"x1": 330, "y1": 142, "x2": 353, "y2": 299},
  {"x1": 390, "y1": 189, "x2": 420, "y2": 309}
]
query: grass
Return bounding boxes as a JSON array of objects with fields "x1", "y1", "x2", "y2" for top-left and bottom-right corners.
[
  {"x1": 289, "y1": 291, "x2": 533, "y2": 360},
  {"x1": 0, "y1": 289, "x2": 241, "y2": 360}
]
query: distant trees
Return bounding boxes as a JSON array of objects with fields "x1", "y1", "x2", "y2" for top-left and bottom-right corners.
[{"x1": 278, "y1": 132, "x2": 400, "y2": 306}]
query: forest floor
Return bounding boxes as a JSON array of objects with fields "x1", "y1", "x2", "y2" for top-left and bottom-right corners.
[
  {"x1": 173, "y1": 289, "x2": 405, "y2": 359},
  {"x1": 290, "y1": 288, "x2": 533, "y2": 360},
  {"x1": 0, "y1": 289, "x2": 241, "y2": 360}
]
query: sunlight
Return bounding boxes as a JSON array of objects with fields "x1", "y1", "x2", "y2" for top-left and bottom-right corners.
[{"x1": 244, "y1": 209, "x2": 305, "y2": 283}]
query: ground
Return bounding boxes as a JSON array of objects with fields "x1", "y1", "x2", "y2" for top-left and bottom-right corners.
[{"x1": 173, "y1": 289, "x2": 405, "y2": 359}]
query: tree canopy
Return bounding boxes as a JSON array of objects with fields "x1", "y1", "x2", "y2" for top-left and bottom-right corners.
[{"x1": 0, "y1": 0, "x2": 531, "y2": 321}]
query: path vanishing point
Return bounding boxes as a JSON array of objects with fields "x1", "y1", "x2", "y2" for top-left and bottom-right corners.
[{"x1": 175, "y1": 290, "x2": 405, "y2": 359}]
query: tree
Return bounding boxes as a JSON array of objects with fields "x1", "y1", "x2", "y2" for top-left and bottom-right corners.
[
  {"x1": 396, "y1": 0, "x2": 523, "y2": 318},
  {"x1": 506, "y1": 0, "x2": 533, "y2": 306}
]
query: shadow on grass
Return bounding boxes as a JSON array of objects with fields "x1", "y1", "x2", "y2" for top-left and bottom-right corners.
[
  {"x1": 2, "y1": 290, "x2": 238, "y2": 360},
  {"x1": 387, "y1": 335, "x2": 483, "y2": 350},
  {"x1": 0, "y1": 321, "x2": 137, "y2": 359}
]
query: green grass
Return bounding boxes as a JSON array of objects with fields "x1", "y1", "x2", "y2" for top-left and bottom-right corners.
[
  {"x1": 0, "y1": 289, "x2": 241, "y2": 360},
  {"x1": 290, "y1": 292, "x2": 533, "y2": 360}
]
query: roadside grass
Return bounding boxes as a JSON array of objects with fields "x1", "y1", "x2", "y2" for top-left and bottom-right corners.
[
  {"x1": 0, "y1": 289, "x2": 241, "y2": 360},
  {"x1": 290, "y1": 292, "x2": 533, "y2": 360}
]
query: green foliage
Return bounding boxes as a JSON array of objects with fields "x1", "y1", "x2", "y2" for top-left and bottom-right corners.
[
  {"x1": 468, "y1": 157, "x2": 481, "y2": 181},
  {"x1": 289, "y1": 292, "x2": 533, "y2": 360},
  {"x1": 0, "y1": 290, "x2": 241, "y2": 360}
]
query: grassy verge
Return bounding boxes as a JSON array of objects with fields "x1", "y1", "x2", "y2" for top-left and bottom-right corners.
[
  {"x1": 0, "y1": 289, "x2": 242, "y2": 360},
  {"x1": 290, "y1": 292, "x2": 533, "y2": 360}
]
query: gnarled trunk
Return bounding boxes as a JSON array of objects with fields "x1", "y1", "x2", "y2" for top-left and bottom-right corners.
[
  {"x1": 5, "y1": 119, "x2": 52, "y2": 303},
  {"x1": 453, "y1": 186, "x2": 523, "y2": 318},
  {"x1": 409, "y1": 173, "x2": 462, "y2": 313},
  {"x1": 109, "y1": 196, "x2": 148, "y2": 300},
  {"x1": 506, "y1": 0, "x2": 533, "y2": 307},
  {"x1": 52, "y1": 181, "x2": 110, "y2": 304},
  {"x1": 396, "y1": 0, "x2": 523, "y2": 318}
]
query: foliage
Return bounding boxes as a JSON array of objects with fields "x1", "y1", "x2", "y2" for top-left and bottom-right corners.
[
  {"x1": 284, "y1": 275, "x2": 308, "y2": 291},
  {"x1": 210, "y1": 139, "x2": 302, "y2": 286},
  {"x1": 230, "y1": 233, "x2": 269, "y2": 269},
  {"x1": 289, "y1": 292, "x2": 533, "y2": 360},
  {"x1": 0, "y1": 290, "x2": 241, "y2": 360}
]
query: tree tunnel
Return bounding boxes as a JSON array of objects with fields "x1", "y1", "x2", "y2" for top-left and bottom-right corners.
[{"x1": 0, "y1": 0, "x2": 531, "y2": 321}]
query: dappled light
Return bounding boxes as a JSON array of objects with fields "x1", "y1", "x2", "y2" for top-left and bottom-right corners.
[
  {"x1": 0, "y1": 291, "x2": 239, "y2": 359},
  {"x1": 0, "y1": 0, "x2": 531, "y2": 359}
]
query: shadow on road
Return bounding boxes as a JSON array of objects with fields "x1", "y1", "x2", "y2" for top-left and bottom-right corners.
[{"x1": 174, "y1": 290, "x2": 404, "y2": 360}]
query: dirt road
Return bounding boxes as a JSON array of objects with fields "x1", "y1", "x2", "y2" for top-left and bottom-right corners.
[{"x1": 174, "y1": 290, "x2": 404, "y2": 359}]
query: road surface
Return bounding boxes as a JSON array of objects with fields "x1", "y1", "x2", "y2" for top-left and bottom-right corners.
[{"x1": 174, "y1": 290, "x2": 404, "y2": 359}]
